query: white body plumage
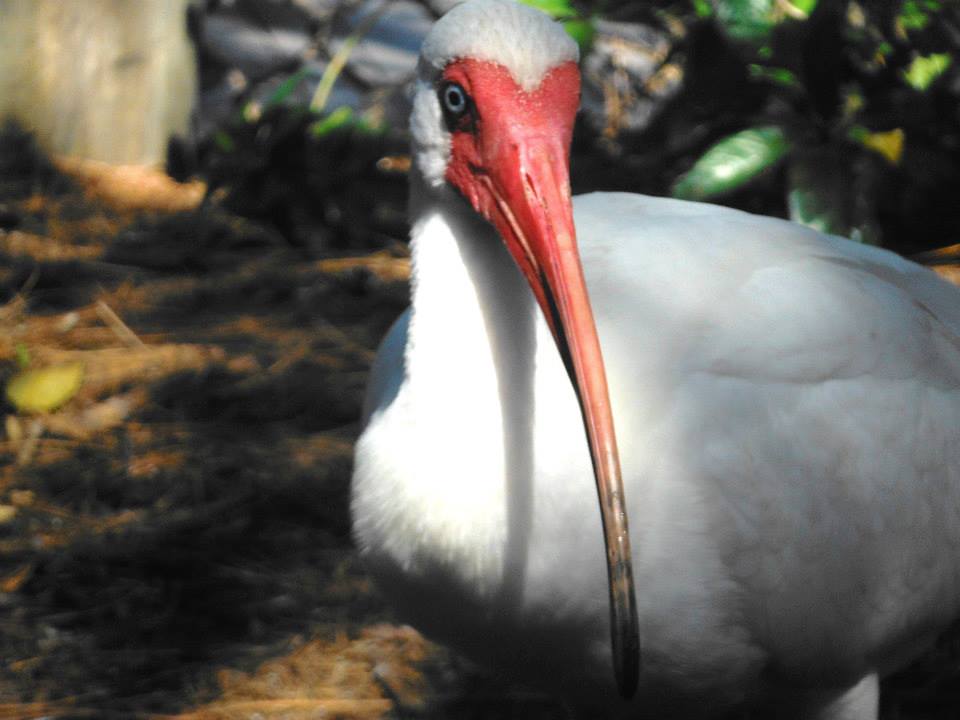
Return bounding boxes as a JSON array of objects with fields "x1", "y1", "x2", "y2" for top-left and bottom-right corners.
[
  {"x1": 353, "y1": 191, "x2": 960, "y2": 717},
  {"x1": 351, "y1": 3, "x2": 960, "y2": 718}
]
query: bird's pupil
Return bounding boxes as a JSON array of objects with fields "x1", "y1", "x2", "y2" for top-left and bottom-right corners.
[{"x1": 445, "y1": 86, "x2": 464, "y2": 113}]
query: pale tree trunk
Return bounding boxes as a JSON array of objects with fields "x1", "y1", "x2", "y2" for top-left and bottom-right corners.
[{"x1": 0, "y1": 0, "x2": 196, "y2": 165}]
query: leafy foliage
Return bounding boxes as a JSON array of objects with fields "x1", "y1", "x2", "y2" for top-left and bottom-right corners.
[
  {"x1": 197, "y1": 105, "x2": 406, "y2": 251},
  {"x1": 662, "y1": 0, "x2": 960, "y2": 246},
  {"x1": 672, "y1": 126, "x2": 791, "y2": 199},
  {"x1": 519, "y1": 0, "x2": 596, "y2": 50},
  {"x1": 184, "y1": 0, "x2": 960, "y2": 256},
  {"x1": 903, "y1": 51, "x2": 953, "y2": 90},
  {"x1": 711, "y1": 0, "x2": 815, "y2": 43}
]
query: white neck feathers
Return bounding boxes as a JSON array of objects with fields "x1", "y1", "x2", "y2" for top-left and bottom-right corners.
[{"x1": 377, "y1": 182, "x2": 540, "y2": 595}]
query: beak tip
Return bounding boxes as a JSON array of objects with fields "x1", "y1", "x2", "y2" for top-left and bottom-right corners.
[
  {"x1": 612, "y1": 575, "x2": 640, "y2": 699},
  {"x1": 615, "y1": 638, "x2": 640, "y2": 699}
]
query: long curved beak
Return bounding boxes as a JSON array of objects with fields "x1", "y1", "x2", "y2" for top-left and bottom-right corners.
[{"x1": 480, "y1": 131, "x2": 640, "y2": 698}]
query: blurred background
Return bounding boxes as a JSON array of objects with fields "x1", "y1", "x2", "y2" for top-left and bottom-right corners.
[{"x1": 0, "y1": 1, "x2": 958, "y2": 718}]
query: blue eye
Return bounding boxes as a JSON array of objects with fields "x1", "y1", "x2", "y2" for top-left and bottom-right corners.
[
  {"x1": 438, "y1": 80, "x2": 476, "y2": 133},
  {"x1": 442, "y1": 83, "x2": 468, "y2": 115}
]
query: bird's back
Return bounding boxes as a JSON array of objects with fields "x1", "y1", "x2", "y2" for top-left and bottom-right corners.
[{"x1": 573, "y1": 192, "x2": 960, "y2": 691}]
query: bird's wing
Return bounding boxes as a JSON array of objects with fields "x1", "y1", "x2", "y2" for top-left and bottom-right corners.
[
  {"x1": 573, "y1": 192, "x2": 960, "y2": 390},
  {"x1": 573, "y1": 192, "x2": 960, "y2": 674}
]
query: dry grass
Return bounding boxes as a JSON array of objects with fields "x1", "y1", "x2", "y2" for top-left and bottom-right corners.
[{"x1": 0, "y1": 126, "x2": 569, "y2": 720}]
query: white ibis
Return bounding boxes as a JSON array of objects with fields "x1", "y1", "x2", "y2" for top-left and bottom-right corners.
[{"x1": 351, "y1": 1, "x2": 960, "y2": 717}]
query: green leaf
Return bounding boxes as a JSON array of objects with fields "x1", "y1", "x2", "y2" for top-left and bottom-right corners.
[
  {"x1": 848, "y1": 126, "x2": 904, "y2": 165},
  {"x1": 672, "y1": 126, "x2": 792, "y2": 200},
  {"x1": 787, "y1": 147, "x2": 879, "y2": 243},
  {"x1": 748, "y1": 64, "x2": 799, "y2": 87},
  {"x1": 713, "y1": 0, "x2": 776, "y2": 42},
  {"x1": 898, "y1": 0, "x2": 931, "y2": 30},
  {"x1": 791, "y1": 0, "x2": 818, "y2": 13},
  {"x1": 842, "y1": 89, "x2": 865, "y2": 119},
  {"x1": 902, "y1": 52, "x2": 952, "y2": 91},
  {"x1": 518, "y1": 0, "x2": 593, "y2": 49},
  {"x1": 788, "y1": 152, "x2": 849, "y2": 236},
  {"x1": 693, "y1": 0, "x2": 713, "y2": 18},
  {"x1": 310, "y1": 106, "x2": 357, "y2": 137},
  {"x1": 6, "y1": 362, "x2": 84, "y2": 414},
  {"x1": 563, "y1": 18, "x2": 595, "y2": 52},
  {"x1": 713, "y1": 0, "x2": 814, "y2": 43},
  {"x1": 519, "y1": 0, "x2": 578, "y2": 18},
  {"x1": 213, "y1": 130, "x2": 236, "y2": 153},
  {"x1": 14, "y1": 343, "x2": 30, "y2": 369},
  {"x1": 309, "y1": 106, "x2": 385, "y2": 137},
  {"x1": 262, "y1": 67, "x2": 311, "y2": 110}
]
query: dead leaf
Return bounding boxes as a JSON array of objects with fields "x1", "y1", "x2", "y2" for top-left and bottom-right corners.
[{"x1": 6, "y1": 363, "x2": 84, "y2": 414}]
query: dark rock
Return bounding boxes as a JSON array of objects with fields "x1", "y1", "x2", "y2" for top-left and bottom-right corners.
[
  {"x1": 202, "y1": 10, "x2": 312, "y2": 79},
  {"x1": 332, "y1": 0, "x2": 432, "y2": 87},
  {"x1": 581, "y1": 19, "x2": 682, "y2": 136}
]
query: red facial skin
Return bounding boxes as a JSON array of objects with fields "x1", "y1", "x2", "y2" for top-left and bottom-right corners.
[
  {"x1": 439, "y1": 58, "x2": 640, "y2": 699},
  {"x1": 442, "y1": 59, "x2": 579, "y2": 326}
]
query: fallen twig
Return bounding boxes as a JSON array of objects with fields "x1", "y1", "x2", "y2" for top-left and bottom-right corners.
[{"x1": 96, "y1": 300, "x2": 146, "y2": 348}]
